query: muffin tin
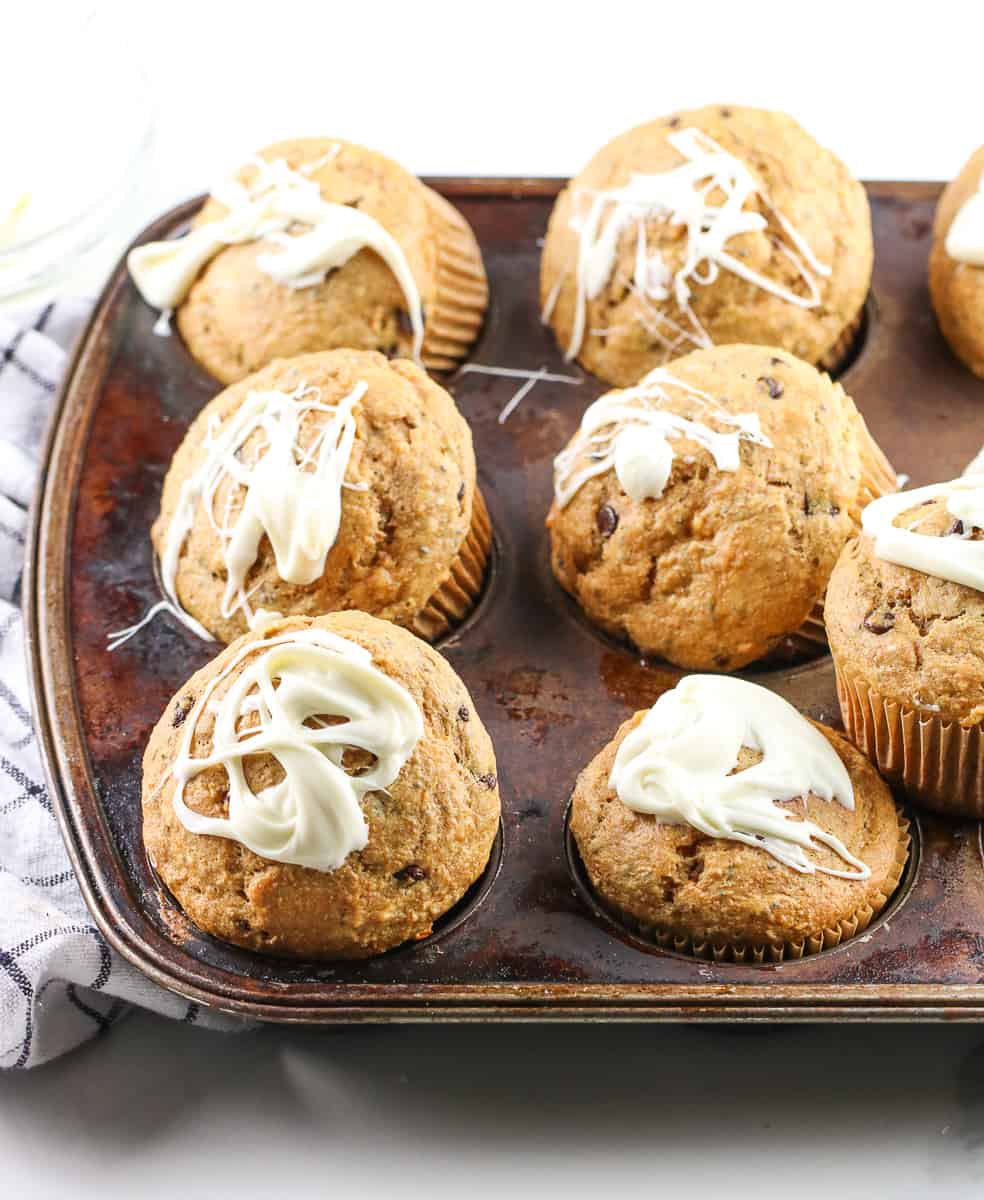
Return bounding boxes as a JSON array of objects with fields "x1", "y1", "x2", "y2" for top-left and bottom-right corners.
[{"x1": 25, "y1": 179, "x2": 984, "y2": 1022}]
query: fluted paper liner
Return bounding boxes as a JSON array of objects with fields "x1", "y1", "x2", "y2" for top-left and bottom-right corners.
[
  {"x1": 786, "y1": 407, "x2": 896, "y2": 658},
  {"x1": 420, "y1": 187, "x2": 488, "y2": 372},
  {"x1": 835, "y1": 662, "x2": 984, "y2": 818},
  {"x1": 817, "y1": 304, "x2": 865, "y2": 375},
  {"x1": 411, "y1": 488, "x2": 492, "y2": 642},
  {"x1": 606, "y1": 812, "x2": 910, "y2": 964}
]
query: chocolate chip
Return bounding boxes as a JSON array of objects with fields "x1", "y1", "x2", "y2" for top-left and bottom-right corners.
[
  {"x1": 803, "y1": 496, "x2": 840, "y2": 517},
  {"x1": 596, "y1": 504, "x2": 619, "y2": 537},
  {"x1": 172, "y1": 695, "x2": 194, "y2": 728},
  {"x1": 668, "y1": 115, "x2": 681, "y2": 128},
  {"x1": 863, "y1": 609, "x2": 896, "y2": 635},
  {"x1": 758, "y1": 375, "x2": 783, "y2": 399},
  {"x1": 457, "y1": 705, "x2": 470, "y2": 722},
  {"x1": 477, "y1": 772, "x2": 498, "y2": 790},
  {"x1": 457, "y1": 481, "x2": 466, "y2": 502},
  {"x1": 395, "y1": 864, "x2": 427, "y2": 882},
  {"x1": 949, "y1": 519, "x2": 965, "y2": 536},
  {"x1": 720, "y1": 107, "x2": 733, "y2": 117},
  {"x1": 770, "y1": 356, "x2": 784, "y2": 366}
]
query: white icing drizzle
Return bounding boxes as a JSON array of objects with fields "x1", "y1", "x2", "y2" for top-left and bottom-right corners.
[
  {"x1": 456, "y1": 362, "x2": 582, "y2": 424},
  {"x1": 172, "y1": 626, "x2": 423, "y2": 872},
  {"x1": 945, "y1": 170, "x2": 984, "y2": 266},
  {"x1": 158, "y1": 380, "x2": 367, "y2": 637},
  {"x1": 862, "y1": 476, "x2": 984, "y2": 592},
  {"x1": 554, "y1": 127, "x2": 831, "y2": 360},
  {"x1": 964, "y1": 446, "x2": 984, "y2": 477},
  {"x1": 128, "y1": 153, "x2": 424, "y2": 359},
  {"x1": 553, "y1": 367, "x2": 771, "y2": 508},
  {"x1": 611, "y1": 675, "x2": 869, "y2": 879}
]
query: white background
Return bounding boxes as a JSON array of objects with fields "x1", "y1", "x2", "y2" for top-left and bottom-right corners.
[{"x1": 5, "y1": 1, "x2": 984, "y2": 1196}]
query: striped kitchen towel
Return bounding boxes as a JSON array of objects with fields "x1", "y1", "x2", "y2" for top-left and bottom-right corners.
[{"x1": 0, "y1": 300, "x2": 247, "y2": 1068}]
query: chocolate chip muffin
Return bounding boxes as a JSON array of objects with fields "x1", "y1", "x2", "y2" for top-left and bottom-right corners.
[
  {"x1": 570, "y1": 677, "x2": 908, "y2": 962},
  {"x1": 541, "y1": 105, "x2": 872, "y2": 387},
  {"x1": 826, "y1": 478, "x2": 984, "y2": 816},
  {"x1": 153, "y1": 349, "x2": 490, "y2": 645},
  {"x1": 129, "y1": 137, "x2": 487, "y2": 383},
  {"x1": 143, "y1": 611, "x2": 501, "y2": 959},
  {"x1": 929, "y1": 146, "x2": 984, "y2": 378},
  {"x1": 548, "y1": 344, "x2": 896, "y2": 670}
]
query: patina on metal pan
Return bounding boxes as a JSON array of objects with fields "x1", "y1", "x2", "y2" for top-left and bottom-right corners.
[{"x1": 24, "y1": 179, "x2": 984, "y2": 1022}]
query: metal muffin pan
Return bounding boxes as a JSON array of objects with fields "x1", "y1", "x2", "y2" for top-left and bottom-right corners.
[{"x1": 25, "y1": 179, "x2": 984, "y2": 1021}]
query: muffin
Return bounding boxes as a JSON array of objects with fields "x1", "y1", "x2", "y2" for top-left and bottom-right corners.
[
  {"x1": 827, "y1": 476, "x2": 984, "y2": 816},
  {"x1": 541, "y1": 105, "x2": 872, "y2": 387},
  {"x1": 929, "y1": 146, "x2": 984, "y2": 378},
  {"x1": 128, "y1": 137, "x2": 487, "y2": 383},
  {"x1": 143, "y1": 611, "x2": 501, "y2": 958},
  {"x1": 569, "y1": 675, "x2": 908, "y2": 962},
  {"x1": 548, "y1": 344, "x2": 896, "y2": 670},
  {"x1": 153, "y1": 349, "x2": 490, "y2": 644}
]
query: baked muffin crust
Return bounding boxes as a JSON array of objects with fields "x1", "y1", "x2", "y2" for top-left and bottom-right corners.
[
  {"x1": 174, "y1": 137, "x2": 487, "y2": 384},
  {"x1": 153, "y1": 349, "x2": 479, "y2": 644},
  {"x1": 929, "y1": 146, "x2": 984, "y2": 378},
  {"x1": 570, "y1": 712, "x2": 905, "y2": 953},
  {"x1": 826, "y1": 496, "x2": 984, "y2": 727},
  {"x1": 548, "y1": 344, "x2": 894, "y2": 670},
  {"x1": 143, "y1": 612, "x2": 501, "y2": 959},
  {"x1": 541, "y1": 105, "x2": 872, "y2": 387}
]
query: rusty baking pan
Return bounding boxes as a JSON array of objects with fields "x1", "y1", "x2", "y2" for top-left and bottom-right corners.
[{"x1": 24, "y1": 179, "x2": 984, "y2": 1022}]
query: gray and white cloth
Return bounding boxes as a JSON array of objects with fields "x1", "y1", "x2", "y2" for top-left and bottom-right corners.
[{"x1": 0, "y1": 300, "x2": 245, "y2": 1069}]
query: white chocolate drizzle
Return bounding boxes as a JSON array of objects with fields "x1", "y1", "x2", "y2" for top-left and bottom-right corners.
[
  {"x1": 128, "y1": 153, "x2": 424, "y2": 359},
  {"x1": 945, "y1": 170, "x2": 984, "y2": 266},
  {"x1": 159, "y1": 380, "x2": 368, "y2": 637},
  {"x1": 457, "y1": 362, "x2": 582, "y2": 424},
  {"x1": 553, "y1": 367, "x2": 771, "y2": 508},
  {"x1": 611, "y1": 675, "x2": 869, "y2": 879},
  {"x1": 862, "y1": 476, "x2": 984, "y2": 592},
  {"x1": 172, "y1": 626, "x2": 423, "y2": 872},
  {"x1": 964, "y1": 446, "x2": 984, "y2": 477},
  {"x1": 554, "y1": 128, "x2": 831, "y2": 360}
]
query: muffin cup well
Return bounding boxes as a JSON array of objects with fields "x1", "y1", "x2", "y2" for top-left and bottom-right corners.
[
  {"x1": 419, "y1": 188, "x2": 488, "y2": 373},
  {"x1": 575, "y1": 812, "x2": 910, "y2": 964},
  {"x1": 835, "y1": 663, "x2": 984, "y2": 818},
  {"x1": 411, "y1": 488, "x2": 492, "y2": 642}
]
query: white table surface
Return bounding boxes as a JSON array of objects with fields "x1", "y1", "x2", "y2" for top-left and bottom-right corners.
[{"x1": 6, "y1": 1, "x2": 984, "y2": 1194}]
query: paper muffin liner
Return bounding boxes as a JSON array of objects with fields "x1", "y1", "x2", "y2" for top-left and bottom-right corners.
[
  {"x1": 607, "y1": 812, "x2": 910, "y2": 964},
  {"x1": 849, "y1": 407, "x2": 898, "y2": 519},
  {"x1": 817, "y1": 304, "x2": 865, "y2": 375},
  {"x1": 834, "y1": 662, "x2": 984, "y2": 817},
  {"x1": 411, "y1": 488, "x2": 492, "y2": 642},
  {"x1": 785, "y1": 419, "x2": 896, "y2": 659},
  {"x1": 419, "y1": 187, "x2": 488, "y2": 372}
]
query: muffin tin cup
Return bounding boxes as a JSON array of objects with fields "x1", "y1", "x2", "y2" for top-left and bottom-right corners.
[
  {"x1": 419, "y1": 187, "x2": 489, "y2": 373},
  {"x1": 835, "y1": 664, "x2": 984, "y2": 818},
  {"x1": 567, "y1": 802, "x2": 911, "y2": 964},
  {"x1": 411, "y1": 487, "x2": 492, "y2": 642}
]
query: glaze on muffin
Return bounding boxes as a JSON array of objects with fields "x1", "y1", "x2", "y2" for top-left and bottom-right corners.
[
  {"x1": 548, "y1": 344, "x2": 895, "y2": 670},
  {"x1": 541, "y1": 106, "x2": 872, "y2": 387},
  {"x1": 143, "y1": 612, "x2": 501, "y2": 958},
  {"x1": 153, "y1": 349, "x2": 489, "y2": 644},
  {"x1": 570, "y1": 676, "x2": 907, "y2": 960},
  {"x1": 129, "y1": 138, "x2": 487, "y2": 383}
]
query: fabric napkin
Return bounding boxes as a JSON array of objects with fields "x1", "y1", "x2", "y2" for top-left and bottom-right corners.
[{"x1": 0, "y1": 300, "x2": 246, "y2": 1069}]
